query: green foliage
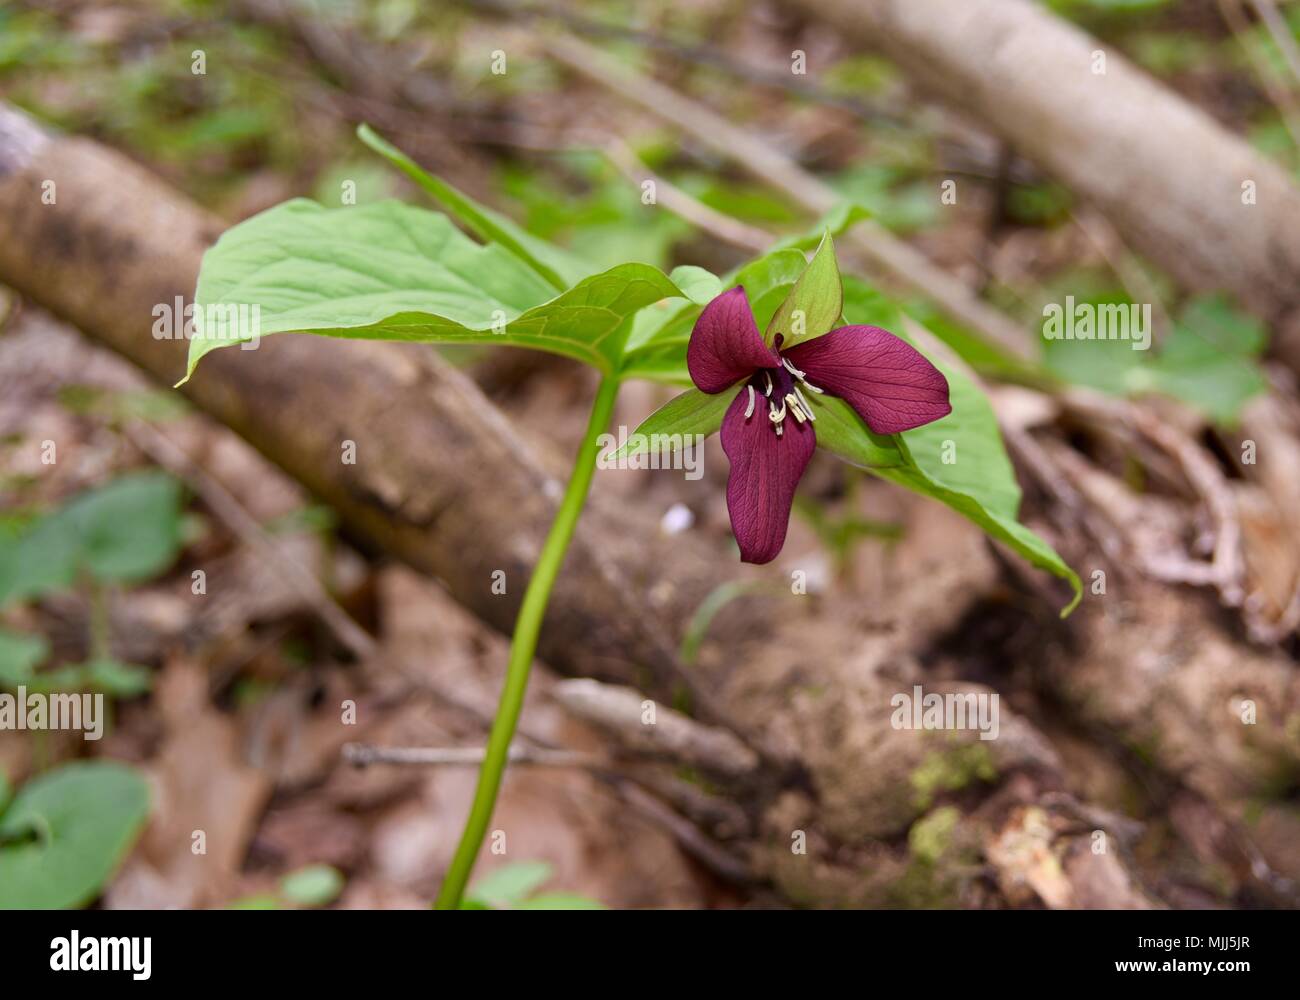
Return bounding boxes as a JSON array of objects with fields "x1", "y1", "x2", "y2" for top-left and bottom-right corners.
[
  {"x1": 0, "y1": 629, "x2": 50, "y2": 688},
  {"x1": 279, "y1": 863, "x2": 345, "y2": 906},
  {"x1": 498, "y1": 153, "x2": 692, "y2": 273},
  {"x1": 0, "y1": 473, "x2": 180, "y2": 698},
  {"x1": 185, "y1": 133, "x2": 1077, "y2": 609},
  {"x1": 841, "y1": 279, "x2": 1079, "y2": 610},
  {"x1": 462, "y1": 861, "x2": 604, "y2": 910},
  {"x1": 621, "y1": 210, "x2": 871, "y2": 383},
  {"x1": 619, "y1": 250, "x2": 808, "y2": 384},
  {"x1": 620, "y1": 266, "x2": 1080, "y2": 611},
  {"x1": 764, "y1": 232, "x2": 842, "y2": 347},
  {"x1": 227, "y1": 863, "x2": 347, "y2": 909},
  {"x1": 800, "y1": 394, "x2": 905, "y2": 469},
  {"x1": 0, "y1": 761, "x2": 150, "y2": 909},
  {"x1": 611, "y1": 388, "x2": 732, "y2": 461},
  {"x1": 669, "y1": 265, "x2": 723, "y2": 306},
  {"x1": 0, "y1": 649, "x2": 151, "y2": 698},
  {"x1": 358, "y1": 125, "x2": 590, "y2": 290},
  {"x1": 0, "y1": 471, "x2": 184, "y2": 606},
  {"x1": 1043, "y1": 293, "x2": 1268, "y2": 425},
  {"x1": 827, "y1": 165, "x2": 939, "y2": 234},
  {"x1": 182, "y1": 198, "x2": 682, "y2": 379}
]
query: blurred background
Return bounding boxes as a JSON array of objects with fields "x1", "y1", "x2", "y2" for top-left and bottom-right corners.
[{"x1": 1, "y1": 0, "x2": 1299, "y2": 910}]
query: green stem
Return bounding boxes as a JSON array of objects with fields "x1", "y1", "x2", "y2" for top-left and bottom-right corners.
[
  {"x1": 88, "y1": 580, "x2": 111, "y2": 661},
  {"x1": 434, "y1": 373, "x2": 620, "y2": 910}
]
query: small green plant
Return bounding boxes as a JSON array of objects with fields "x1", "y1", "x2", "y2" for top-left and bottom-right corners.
[
  {"x1": 1042, "y1": 293, "x2": 1269, "y2": 426},
  {"x1": 181, "y1": 125, "x2": 1079, "y2": 909},
  {"x1": 462, "y1": 861, "x2": 603, "y2": 910},
  {"x1": 0, "y1": 471, "x2": 185, "y2": 701},
  {"x1": 0, "y1": 760, "x2": 150, "y2": 908},
  {"x1": 228, "y1": 864, "x2": 347, "y2": 910}
]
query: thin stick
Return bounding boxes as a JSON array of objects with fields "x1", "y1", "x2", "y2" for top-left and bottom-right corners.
[
  {"x1": 463, "y1": 0, "x2": 901, "y2": 127},
  {"x1": 602, "y1": 139, "x2": 771, "y2": 253},
  {"x1": 124, "y1": 420, "x2": 378, "y2": 660},
  {"x1": 343, "y1": 742, "x2": 606, "y2": 768},
  {"x1": 1249, "y1": 0, "x2": 1300, "y2": 89}
]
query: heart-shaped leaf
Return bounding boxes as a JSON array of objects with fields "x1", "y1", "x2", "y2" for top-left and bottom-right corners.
[
  {"x1": 0, "y1": 761, "x2": 150, "y2": 909},
  {"x1": 181, "y1": 199, "x2": 684, "y2": 381},
  {"x1": 465, "y1": 861, "x2": 553, "y2": 909},
  {"x1": 0, "y1": 472, "x2": 183, "y2": 605}
]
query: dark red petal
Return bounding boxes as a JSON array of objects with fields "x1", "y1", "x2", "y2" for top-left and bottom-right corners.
[
  {"x1": 720, "y1": 387, "x2": 816, "y2": 564},
  {"x1": 687, "y1": 286, "x2": 778, "y2": 394},
  {"x1": 783, "y1": 325, "x2": 952, "y2": 434}
]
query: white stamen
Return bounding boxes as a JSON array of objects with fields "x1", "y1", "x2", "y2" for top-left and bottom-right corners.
[
  {"x1": 794, "y1": 386, "x2": 816, "y2": 421},
  {"x1": 744, "y1": 384, "x2": 756, "y2": 419},
  {"x1": 782, "y1": 357, "x2": 806, "y2": 379},
  {"x1": 800, "y1": 377, "x2": 824, "y2": 394},
  {"x1": 785, "y1": 393, "x2": 806, "y2": 424},
  {"x1": 768, "y1": 397, "x2": 786, "y2": 422},
  {"x1": 775, "y1": 423, "x2": 783, "y2": 437},
  {"x1": 762, "y1": 371, "x2": 773, "y2": 397}
]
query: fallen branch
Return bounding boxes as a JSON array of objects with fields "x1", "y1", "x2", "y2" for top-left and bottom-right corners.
[{"x1": 342, "y1": 742, "x2": 606, "y2": 768}]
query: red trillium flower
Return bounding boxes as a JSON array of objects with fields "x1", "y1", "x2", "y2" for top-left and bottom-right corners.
[{"x1": 688, "y1": 286, "x2": 952, "y2": 564}]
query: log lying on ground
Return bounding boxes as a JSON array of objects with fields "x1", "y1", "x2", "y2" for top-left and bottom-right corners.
[
  {"x1": 0, "y1": 104, "x2": 717, "y2": 702},
  {"x1": 0, "y1": 103, "x2": 1200, "y2": 908},
  {"x1": 790, "y1": 0, "x2": 1300, "y2": 363}
]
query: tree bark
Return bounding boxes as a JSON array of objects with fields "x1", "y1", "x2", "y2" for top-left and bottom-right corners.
[{"x1": 0, "y1": 104, "x2": 724, "y2": 699}]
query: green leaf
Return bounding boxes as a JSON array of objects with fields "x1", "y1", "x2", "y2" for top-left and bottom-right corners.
[
  {"x1": 1044, "y1": 292, "x2": 1267, "y2": 426},
  {"x1": 0, "y1": 629, "x2": 49, "y2": 687},
  {"x1": 668, "y1": 265, "x2": 722, "y2": 305},
  {"x1": 1145, "y1": 295, "x2": 1267, "y2": 426},
  {"x1": 620, "y1": 248, "x2": 810, "y2": 384},
  {"x1": 0, "y1": 472, "x2": 183, "y2": 605},
  {"x1": 358, "y1": 124, "x2": 590, "y2": 290},
  {"x1": 466, "y1": 861, "x2": 553, "y2": 908},
  {"x1": 227, "y1": 894, "x2": 282, "y2": 910},
  {"x1": 58, "y1": 472, "x2": 184, "y2": 585},
  {"x1": 83, "y1": 658, "x2": 153, "y2": 698},
  {"x1": 0, "y1": 761, "x2": 150, "y2": 909},
  {"x1": 841, "y1": 278, "x2": 1081, "y2": 613},
  {"x1": 181, "y1": 199, "x2": 682, "y2": 381},
  {"x1": 764, "y1": 231, "x2": 843, "y2": 347},
  {"x1": 898, "y1": 362, "x2": 1022, "y2": 520},
  {"x1": 804, "y1": 394, "x2": 905, "y2": 469},
  {"x1": 0, "y1": 512, "x2": 79, "y2": 607},
  {"x1": 280, "y1": 863, "x2": 345, "y2": 907},
  {"x1": 514, "y1": 893, "x2": 606, "y2": 910},
  {"x1": 615, "y1": 388, "x2": 733, "y2": 460}
]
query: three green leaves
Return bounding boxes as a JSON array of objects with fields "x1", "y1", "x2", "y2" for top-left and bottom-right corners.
[{"x1": 182, "y1": 126, "x2": 1080, "y2": 610}]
